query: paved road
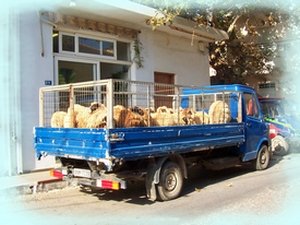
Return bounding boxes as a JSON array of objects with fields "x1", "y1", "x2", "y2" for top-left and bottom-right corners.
[{"x1": 2, "y1": 153, "x2": 300, "y2": 225}]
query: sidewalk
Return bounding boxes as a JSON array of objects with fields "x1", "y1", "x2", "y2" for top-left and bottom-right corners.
[{"x1": 0, "y1": 170, "x2": 67, "y2": 194}]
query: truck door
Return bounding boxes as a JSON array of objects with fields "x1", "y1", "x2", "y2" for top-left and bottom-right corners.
[{"x1": 243, "y1": 93, "x2": 268, "y2": 158}]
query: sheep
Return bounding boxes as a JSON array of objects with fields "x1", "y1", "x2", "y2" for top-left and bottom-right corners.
[
  {"x1": 50, "y1": 111, "x2": 67, "y2": 128},
  {"x1": 151, "y1": 106, "x2": 177, "y2": 126},
  {"x1": 90, "y1": 102, "x2": 102, "y2": 112},
  {"x1": 130, "y1": 106, "x2": 145, "y2": 117},
  {"x1": 208, "y1": 100, "x2": 231, "y2": 124},
  {"x1": 132, "y1": 107, "x2": 156, "y2": 126},
  {"x1": 63, "y1": 104, "x2": 89, "y2": 128},
  {"x1": 86, "y1": 103, "x2": 107, "y2": 128},
  {"x1": 129, "y1": 106, "x2": 149, "y2": 127},
  {"x1": 113, "y1": 105, "x2": 127, "y2": 128},
  {"x1": 194, "y1": 111, "x2": 210, "y2": 125},
  {"x1": 111, "y1": 105, "x2": 146, "y2": 128},
  {"x1": 124, "y1": 108, "x2": 147, "y2": 127},
  {"x1": 179, "y1": 108, "x2": 196, "y2": 125},
  {"x1": 64, "y1": 102, "x2": 102, "y2": 128},
  {"x1": 56, "y1": 101, "x2": 230, "y2": 129},
  {"x1": 177, "y1": 108, "x2": 210, "y2": 125},
  {"x1": 63, "y1": 106, "x2": 75, "y2": 128}
]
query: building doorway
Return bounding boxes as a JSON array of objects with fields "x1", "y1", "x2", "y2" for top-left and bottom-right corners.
[
  {"x1": 154, "y1": 72, "x2": 175, "y2": 85},
  {"x1": 154, "y1": 72, "x2": 175, "y2": 108}
]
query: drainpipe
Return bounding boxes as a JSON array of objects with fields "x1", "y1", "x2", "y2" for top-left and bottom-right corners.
[{"x1": 0, "y1": 7, "x2": 23, "y2": 176}]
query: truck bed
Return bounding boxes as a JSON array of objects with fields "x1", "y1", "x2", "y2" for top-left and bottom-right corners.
[{"x1": 34, "y1": 123, "x2": 245, "y2": 162}]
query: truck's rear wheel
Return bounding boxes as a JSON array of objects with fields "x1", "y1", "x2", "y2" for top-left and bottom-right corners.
[
  {"x1": 157, "y1": 161, "x2": 183, "y2": 201},
  {"x1": 272, "y1": 135, "x2": 289, "y2": 156},
  {"x1": 255, "y1": 145, "x2": 270, "y2": 170}
]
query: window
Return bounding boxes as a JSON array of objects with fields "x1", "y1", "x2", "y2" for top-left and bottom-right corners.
[
  {"x1": 244, "y1": 93, "x2": 259, "y2": 118},
  {"x1": 101, "y1": 63, "x2": 129, "y2": 80},
  {"x1": 53, "y1": 30, "x2": 132, "y2": 88},
  {"x1": 79, "y1": 37, "x2": 100, "y2": 55},
  {"x1": 103, "y1": 41, "x2": 114, "y2": 56},
  {"x1": 53, "y1": 31, "x2": 59, "y2": 53},
  {"x1": 62, "y1": 35, "x2": 75, "y2": 52},
  {"x1": 259, "y1": 82, "x2": 275, "y2": 89},
  {"x1": 53, "y1": 31, "x2": 122, "y2": 59},
  {"x1": 117, "y1": 41, "x2": 130, "y2": 61}
]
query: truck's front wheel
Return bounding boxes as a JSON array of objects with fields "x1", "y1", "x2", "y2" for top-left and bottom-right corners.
[
  {"x1": 255, "y1": 145, "x2": 270, "y2": 170},
  {"x1": 157, "y1": 161, "x2": 183, "y2": 201}
]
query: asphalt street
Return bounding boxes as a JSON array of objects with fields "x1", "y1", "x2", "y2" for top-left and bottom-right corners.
[{"x1": 2, "y1": 153, "x2": 300, "y2": 225}]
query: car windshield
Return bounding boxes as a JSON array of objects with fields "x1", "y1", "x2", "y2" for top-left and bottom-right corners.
[
  {"x1": 260, "y1": 98, "x2": 300, "y2": 129},
  {"x1": 260, "y1": 100, "x2": 284, "y2": 119}
]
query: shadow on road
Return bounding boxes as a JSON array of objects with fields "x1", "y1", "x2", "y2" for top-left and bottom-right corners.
[
  {"x1": 182, "y1": 153, "x2": 286, "y2": 197},
  {"x1": 182, "y1": 165, "x2": 251, "y2": 196},
  {"x1": 79, "y1": 154, "x2": 286, "y2": 205},
  {"x1": 80, "y1": 181, "x2": 154, "y2": 205}
]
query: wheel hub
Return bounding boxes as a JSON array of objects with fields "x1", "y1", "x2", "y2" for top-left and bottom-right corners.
[{"x1": 165, "y1": 173, "x2": 177, "y2": 191}]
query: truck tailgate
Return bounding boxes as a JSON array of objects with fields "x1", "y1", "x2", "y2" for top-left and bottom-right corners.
[{"x1": 34, "y1": 128, "x2": 109, "y2": 160}]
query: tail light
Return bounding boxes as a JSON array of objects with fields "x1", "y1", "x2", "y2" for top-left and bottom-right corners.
[
  {"x1": 96, "y1": 179, "x2": 120, "y2": 190},
  {"x1": 96, "y1": 179, "x2": 127, "y2": 190},
  {"x1": 50, "y1": 169, "x2": 63, "y2": 179},
  {"x1": 269, "y1": 123, "x2": 278, "y2": 139}
]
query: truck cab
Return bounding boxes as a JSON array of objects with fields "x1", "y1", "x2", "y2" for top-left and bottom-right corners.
[{"x1": 182, "y1": 84, "x2": 270, "y2": 167}]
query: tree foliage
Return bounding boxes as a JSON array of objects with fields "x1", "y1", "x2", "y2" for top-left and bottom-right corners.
[{"x1": 133, "y1": 0, "x2": 299, "y2": 85}]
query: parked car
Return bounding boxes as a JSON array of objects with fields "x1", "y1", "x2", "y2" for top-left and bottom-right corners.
[{"x1": 259, "y1": 97, "x2": 300, "y2": 155}]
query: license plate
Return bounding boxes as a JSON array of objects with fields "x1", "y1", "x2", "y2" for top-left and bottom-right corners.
[{"x1": 73, "y1": 168, "x2": 91, "y2": 178}]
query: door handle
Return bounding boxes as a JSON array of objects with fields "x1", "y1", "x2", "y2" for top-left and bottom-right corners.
[{"x1": 246, "y1": 122, "x2": 252, "y2": 127}]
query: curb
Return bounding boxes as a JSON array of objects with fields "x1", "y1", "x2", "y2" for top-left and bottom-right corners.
[{"x1": 2, "y1": 179, "x2": 69, "y2": 195}]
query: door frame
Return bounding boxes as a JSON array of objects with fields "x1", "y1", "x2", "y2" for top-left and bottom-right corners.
[
  {"x1": 54, "y1": 56, "x2": 100, "y2": 85},
  {"x1": 242, "y1": 92, "x2": 266, "y2": 161},
  {"x1": 154, "y1": 72, "x2": 175, "y2": 108}
]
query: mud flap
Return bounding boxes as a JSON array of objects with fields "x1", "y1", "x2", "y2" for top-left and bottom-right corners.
[{"x1": 145, "y1": 157, "x2": 168, "y2": 201}]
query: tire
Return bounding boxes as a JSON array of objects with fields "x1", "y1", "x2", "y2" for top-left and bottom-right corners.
[
  {"x1": 157, "y1": 161, "x2": 183, "y2": 201},
  {"x1": 255, "y1": 145, "x2": 270, "y2": 170},
  {"x1": 272, "y1": 135, "x2": 289, "y2": 156}
]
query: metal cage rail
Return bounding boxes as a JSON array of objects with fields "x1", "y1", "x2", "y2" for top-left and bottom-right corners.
[{"x1": 39, "y1": 79, "x2": 242, "y2": 129}]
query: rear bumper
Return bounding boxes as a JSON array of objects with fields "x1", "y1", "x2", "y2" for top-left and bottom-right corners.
[{"x1": 50, "y1": 168, "x2": 126, "y2": 190}]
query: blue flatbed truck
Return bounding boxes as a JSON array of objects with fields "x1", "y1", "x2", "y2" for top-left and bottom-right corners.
[{"x1": 34, "y1": 79, "x2": 270, "y2": 201}]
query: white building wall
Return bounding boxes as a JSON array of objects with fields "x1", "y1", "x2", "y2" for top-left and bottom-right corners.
[
  {"x1": 18, "y1": 12, "x2": 212, "y2": 172},
  {"x1": 0, "y1": 7, "x2": 23, "y2": 176},
  {"x1": 134, "y1": 29, "x2": 210, "y2": 86},
  {"x1": 20, "y1": 10, "x2": 55, "y2": 171}
]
